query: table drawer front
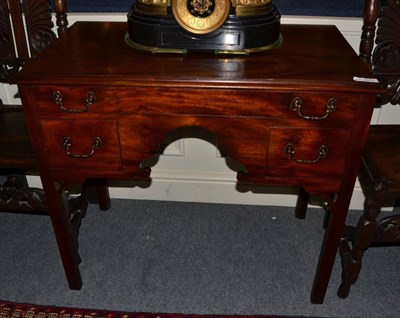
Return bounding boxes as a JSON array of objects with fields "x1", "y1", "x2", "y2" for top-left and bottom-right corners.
[
  {"x1": 34, "y1": 86, "x2": 357, "y2": 121},
  {"x1": 284, "y1": 94, "x2": 357, "y2": 122},
  {"x1": 36, "y1": 87, "x2": 99, "y2": 115},
  {"x1": 41, "y1": 120, "x2": 121, "y2": 170},
  {"x1": 266, "y1": 127, "x2": 352, "y2": 179}
]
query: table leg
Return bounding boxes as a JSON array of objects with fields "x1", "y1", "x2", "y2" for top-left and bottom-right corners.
[
  {"x1": 86, "y1": 179, "x2": 111, "y2": 211},
  {"x1": 295, "y1": 187, "x2": 310, "y2": 219},
  {"x1": 94, "y1": 179, "x2": 111, "y2": 211},
  {"x1": 42, "y1": 178, "x2": 82, "y2": 290},
  {"x1": 310, "y1": 195, "x2": 348, "y2": 304}
]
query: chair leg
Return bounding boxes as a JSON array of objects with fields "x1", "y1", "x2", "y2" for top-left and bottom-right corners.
[
  {"x1": 295, "y1": 186, "x2": 309, "y2": 219},
  {"x1": 337, "y1": 180, "x2": 388, "y2": 298}
]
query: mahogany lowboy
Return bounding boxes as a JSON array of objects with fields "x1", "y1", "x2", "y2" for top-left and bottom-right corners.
[{"x1": 15, "y1": 22, "x2": 382, "y2": 304}]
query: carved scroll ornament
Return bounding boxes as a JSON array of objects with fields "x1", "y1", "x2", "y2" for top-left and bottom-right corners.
[
  {"x1": 0, "y1": 1, "x2": 17, "y2": 82},
  {"x1": 1, "y1": 0, "x2": 56, "y2": 81},
  {"x1": 0, "y1": 1, "x2": 13, "y2": 58},
  {"x1": 373, "y1": 0, "x2": 400, "y2": 105},
  {"x1": 22, "y1": 0, "x2": 56, "y2": 56}
]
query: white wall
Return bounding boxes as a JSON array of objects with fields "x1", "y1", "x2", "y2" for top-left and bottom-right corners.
[{"x1": 2, "y1": 13, "x2": 391, "y2": 209}]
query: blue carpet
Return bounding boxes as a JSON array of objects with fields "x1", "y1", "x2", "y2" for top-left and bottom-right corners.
[{"x1": 1, "y1": 200, "x2": 400, "y2": 317}]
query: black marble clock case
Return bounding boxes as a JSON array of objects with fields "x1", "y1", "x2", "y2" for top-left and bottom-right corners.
[{"x1": 127, "y1": 3, "x2": 281, "y2": 53}]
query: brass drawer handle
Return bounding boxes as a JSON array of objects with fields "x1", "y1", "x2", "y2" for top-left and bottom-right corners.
[
  {"x1": 53, "y1": 91, "x2": 96, "y2": 113},
  {"x1": 62, "y1": 136, "x2": 102, "y2": 159},
  {"x1": 284, "y1": 143, "x2": 328, "y2": 164},
  {"x1": 290, "y1": 97, "x2": 336, "y2": 120}
]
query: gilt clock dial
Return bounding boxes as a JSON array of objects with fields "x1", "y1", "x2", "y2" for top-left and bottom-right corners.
[{"x1": 171, "y1": 0, "x2": 231, "y2": 34}]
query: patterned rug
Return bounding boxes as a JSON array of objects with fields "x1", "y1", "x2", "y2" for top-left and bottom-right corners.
[{"x1": 0, "y1": 301, "x2": 322, "y2": 318}]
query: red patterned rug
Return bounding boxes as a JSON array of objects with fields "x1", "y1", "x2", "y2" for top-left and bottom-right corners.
[{"x1": 0, "y1": 301, "x2": 322, "y2": 318}]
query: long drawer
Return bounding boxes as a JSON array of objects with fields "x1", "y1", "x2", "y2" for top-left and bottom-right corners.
[{"x1": 34, "y1": 86, "x2": 358, "y2": 122}]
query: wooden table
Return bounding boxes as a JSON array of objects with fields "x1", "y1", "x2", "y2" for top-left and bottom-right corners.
[{"x1": 15, "y1": 21, "x2": 382, "y2": 304}]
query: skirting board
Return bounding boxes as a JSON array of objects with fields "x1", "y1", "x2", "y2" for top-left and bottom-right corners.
[{"x1": 26, "y1": 174, "x2": 365, "y2": 210}]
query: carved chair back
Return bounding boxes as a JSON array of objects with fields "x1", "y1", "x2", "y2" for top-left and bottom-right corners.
[
  {"x1": 337, "y1": 0, "x2": 400, "y2": 299},
  {"x1": 360, "y1": 0, "x2": 400, "y2": 105},
  {"x1": 0, "y1": 0, "x2": 68, "y2": 84},
  {"x1": 0, "y1": 0, "x2": 68, "y2": 212}
]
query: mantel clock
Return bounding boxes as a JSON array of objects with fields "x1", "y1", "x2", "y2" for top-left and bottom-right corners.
[{"x1": 126, "y1": 0, "x2": 281, "y2": 53}]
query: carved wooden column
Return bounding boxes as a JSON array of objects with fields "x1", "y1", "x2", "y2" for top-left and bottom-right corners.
[
  {"x1": 53, "y1": 0, "x2": 68, "y2": 35},
  {"x1": 359, "y1": 0, "x2": 379, "y2": 64}
]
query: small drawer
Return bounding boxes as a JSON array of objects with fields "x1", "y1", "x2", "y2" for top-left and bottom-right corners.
[
  {"x1": 40, "y1": 119, "x2": 122, "y2": 170},
  {"x1": 266, "y1": 127, "x2": 352, "y2": 180}
]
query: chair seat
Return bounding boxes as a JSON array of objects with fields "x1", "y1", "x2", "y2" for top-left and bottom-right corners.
[
  {"x1": 0, "y1": 107, "x2": 37, "y2": 170},
  {"x1": 361, "y1": 125, "x2": 400, "y2": 190}
]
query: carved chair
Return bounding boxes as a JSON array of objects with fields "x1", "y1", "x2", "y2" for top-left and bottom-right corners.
[
  {"x1": 0, "y1": 1, "x2": 110, "y2": 214},
  {"x1": 337, "y1": 0, "x2": 400, "y2": 298}
]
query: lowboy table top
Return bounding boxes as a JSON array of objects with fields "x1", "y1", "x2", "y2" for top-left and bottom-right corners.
[
  {"x1": 15, "y1": 21, "x2": 382, "y2": 304},
  {"x1": 17, "y1": 22, "x2": 379, "y2": 93}
]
